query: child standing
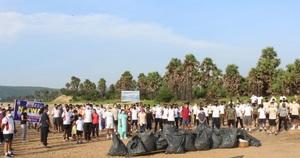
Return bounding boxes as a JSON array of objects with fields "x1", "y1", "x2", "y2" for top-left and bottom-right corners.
[{"x1": 76, "y1": 115, "x2": 84, "y2": 144}]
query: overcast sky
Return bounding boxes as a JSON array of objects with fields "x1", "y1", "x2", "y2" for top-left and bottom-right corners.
[{"x1": 1, "y1": 0, "x2": 300, "y2": 88}]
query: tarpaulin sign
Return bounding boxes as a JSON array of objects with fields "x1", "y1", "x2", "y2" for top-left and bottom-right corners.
[{"x1": 13, "y1": 100, "x2": 45, "y2": 123}]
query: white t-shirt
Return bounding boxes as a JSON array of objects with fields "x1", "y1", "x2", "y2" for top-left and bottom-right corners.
[
  {"x1": 167, "y1": 108, "x2": 175, "y2": 121},
  {"x1": 212, "y1": 106, "x2": 220, "y2": 118},
  {"x1": 244, "y1": 105, "x2": 253, "y2": 117},
  {"x1": 52, "y1": 108, "x2": 60, "y2": 118},
  {"x1": 290, "y1": 103, "x2": 300, "y2": 115},
  {"x1": 257, "y1": 96, "x2": 263, "y2": 105},
  {"x1": 62, "y1": 111, "x2": 72, "y2": 125},
  {"x1": 76, "y1": 119, "x2": 84, "y2": 131},
  {"x1": 155, "y1": 106, "x2": 163, "y2": 119},
  {"x1": 258, "y1": 108, "x2": 266, "y2": 119},
  {"x1": 192, "y1": 105, "x2": 198, "y2": 115},
  {"x1": 219, "y1": 105, "x2": 225, "y2": 114},
  {"x1": 84, "y1": 109, "x2": 92, "y2": 123},
  {"x1": 251, "y1": 95, "x2": 257, "y2": 104},
  {"x1": 162, "y1": 108, "x2": 168, "y2": 119},
  {"x1": 104, "y1": 111, "x2": 114, "y2": 124},
  {"x1": 2, "y1": 116, "x2": 14, "y2": 134},
  {"x1": 131, "y1": 109, "x2": 138, "y2": 120},
  {"x1": 203, "y1": 107, "x2": 209, "y2": 117},
  {"x1": 174, "y1": 108, "x2": 179, "y2": 118},
  {"x1": 235, "y1": 105, "x2": 244, "y2": 117}
]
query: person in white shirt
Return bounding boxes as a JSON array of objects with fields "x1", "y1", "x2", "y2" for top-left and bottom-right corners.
[
  {"x1": 235, "y1": 104, "x2": 244, "y2": 129},
  {"x1": 52, "y1": 105, "x2": 61, "y2": 132},
  {"x1": 268, "y1": 103, "x2": 278, "y2": 135},
  {"x1": 154, "y1": 104, "x2": 163, "y2": 132},
  {"x1": 83, "y1": 105, "x2": 93, "y2": 141},
  {"x1": 174, "y1": 105, "x2": 180, "y2": 128},
  {"x1": 167, "y1": 105, "x2": 175, "y2": 126},
  {"x1": 76, "y1": 115, "x2": 84, "y2": 144},
  {"x1": 212, "y1": 103, "x2": 221, "y2": 129},
  {"x1": 2, "y1": 110, "x2": 16, "y2": 157},
  {"x1": 289, "y1": 100, "x2": 300, "y2": 130},
  {"x1": 251, "y1": 95, "x2": 257, "y2": 104},
  {"x1": 243, "y1": 102, "x2": 253, "y2": 132},
  {"x1": 162, "y1": 105, "x2": 169, "y2": 124},
  {"x1": 62, "y1": 107, "x2": 72, "y2": 141},
  {"x1": 130, "y1": 106, "x2": 138, "y2": 132},
  {"x1": 219, "y1": 103, "x2": 225, "y2": 126},
  {"x1": 104, "y1": 107, "x2": 114, "y2": 139},
  {"x1": 258, "y1": 104, "x2": 267, "y2": 131},
  {"x1": 257, "y1": 96, "x2": 263, "y2": 105}
]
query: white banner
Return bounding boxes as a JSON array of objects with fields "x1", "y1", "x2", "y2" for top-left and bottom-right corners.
[{"x1": 121, "y1": 91, "x2": 140, "y2": 102}]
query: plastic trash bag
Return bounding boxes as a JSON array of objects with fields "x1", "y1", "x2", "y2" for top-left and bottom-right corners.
[{"x1": 108, "y1": 133, "x2": 128, "y2": 156}]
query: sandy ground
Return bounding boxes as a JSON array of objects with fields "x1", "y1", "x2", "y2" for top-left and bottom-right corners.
[{"x1": 3, "y1": 127, "x2": 300, "y2": 158}]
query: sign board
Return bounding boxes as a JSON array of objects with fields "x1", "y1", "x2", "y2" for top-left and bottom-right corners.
[
  {"x1": 121, "y1": 91, "x2": 140, "y2": 103},
  {"x1": 13, "y1": 100, "x2": 45, "y2": 123}
]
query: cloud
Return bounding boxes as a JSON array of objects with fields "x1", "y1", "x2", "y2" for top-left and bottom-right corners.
[{"x1": 0, "y1": 12, "x2": 224, "y2": 49}]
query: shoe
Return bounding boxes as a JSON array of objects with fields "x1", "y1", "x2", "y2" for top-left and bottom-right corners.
[{"x1": 4, "y1": 154, "x2": 12, "y2": 158}]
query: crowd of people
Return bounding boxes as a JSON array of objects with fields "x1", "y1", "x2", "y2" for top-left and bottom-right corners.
[{"x1": 0, "y1": 95, "x2": 299, "y2": 157}]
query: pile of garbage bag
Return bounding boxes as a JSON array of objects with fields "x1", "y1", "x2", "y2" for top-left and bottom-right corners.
[{"x1": 108, "y1": 124, "x2": 261, "y2": 156}]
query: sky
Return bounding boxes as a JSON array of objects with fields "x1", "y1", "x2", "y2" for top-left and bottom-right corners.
[{"x1": 0, "y1": 0, "x2": 300, "y2": 88}]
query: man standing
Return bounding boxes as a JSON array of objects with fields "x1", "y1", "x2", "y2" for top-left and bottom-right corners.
[
  {"x1": 20, "y1": 107, "x2": 28, "y2": 143},
  {"x1": 289, "y1": 100, "x2": 300, "y2": 130},
  {"x1": 278, "y1": 102, "x2": 289, "y2": 132},
  {"x1": 212, "y1": 103, "x2": 221, "y2": 129},
  {"x1": 154, "y1": 104, "x2": 163, "y2": 132},
  {"x1": 2, "y1": 110, "x2": 16, "y2": 157},
  {"x1": 181, "y1": 103, "x2": 190, "y2": 129},
  {"x1": 83, "y1": 105, "x2": 93, "y2": 142},
  {"x1": 39, "y1": 107, "x2": 50, "y2": 147},
  {"x1": 226, "y1": 103, "x2": 236, "y2": 128},
  {"x1": 243, "y1": 101, "x2": 253, "y2": 132}
]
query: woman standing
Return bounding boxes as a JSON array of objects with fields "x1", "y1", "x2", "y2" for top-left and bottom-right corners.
[
  {"x1": 39, "y1": 107, "x2": 50, "y2": 147},
  {"x1": 118, "y1": 109, "x2": 127, "y2": 140}
]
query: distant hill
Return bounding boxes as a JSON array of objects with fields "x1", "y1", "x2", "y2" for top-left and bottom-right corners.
[{"x1": 0, "y1": 85, "x2": 57, "y2": 100}]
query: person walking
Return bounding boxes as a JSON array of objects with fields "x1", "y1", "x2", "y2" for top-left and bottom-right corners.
[
  {"x1": 39, "y1": 107, "x2": 50, "y2": 147},
  {"x1": 83, "y1": 105, "x2": 93, "y2": 142},
  {"x1": 2, "y1": 110, "x2": 16, "y2": 157}
]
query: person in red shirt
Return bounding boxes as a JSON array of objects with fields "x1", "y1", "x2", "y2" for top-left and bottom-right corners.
[
  {"x1": 92, "y1": 109, "x2": 99, "y2": 137},
  {"x1": 181, "y1": 103, "x2": 190, "y2": 129}
]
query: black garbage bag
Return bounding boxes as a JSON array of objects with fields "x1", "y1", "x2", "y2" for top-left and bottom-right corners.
[
  {"x1": 237, "y1": 129, "x2": 261, "y2": 147},
  {"x1": 155, "y1": 133, "x2": 168, "y2": 150},
  {"x1": 219, "y1": 128, "x2": 238, "y2": 148},
  {"x1": 211, "y1": 129, "x2": 222, "y2": 149},
  {"x1": 163, "y1": 124, "x2": 177, "y2": 135},
  {"x1": 126, "y1": 135, "x2": 147, "y2": 156},
  {"x1": 165, "y1": 132, "x2": 185, "y2": 154},
  {"x1": 184, "y1": 132, "x2": 196, "y2": 151},
  {"x1": 108, "y1": 133, "x2": 128, "y2": 156},
  {"x1": 138, "y1": 131, "x2": 156, "y2": 152},
  {"x1": 195, "y1": 128, "x2": 212, "y2": 150}
]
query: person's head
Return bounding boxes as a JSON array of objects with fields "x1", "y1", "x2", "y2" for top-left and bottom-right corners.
[
  {"x1": 6, "y1": 110, "x2": 11, "y2": 117},
  {"x1": 93, "y1": 109, "x2": 96, "y2": 113},
  {"x1": 229, "y1": 103, "x2": 233, "y2": 108},
  {"x1": 259, "y1": 104, "x2": 263, "y2": 108},
  {"x1": 78, "y1": 114, "x2": 82, "y2": 120},
  {"x1": 282, "y1": 103, "x2": 286, "y2": 108},
  {"x1": 44, "y1": 107, "x2": 48, "y2": 113}
]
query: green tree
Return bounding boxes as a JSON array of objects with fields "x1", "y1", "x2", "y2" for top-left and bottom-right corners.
[
  {"x1": 70, "y1": 76, "x2": 81, "y2": 92},
  {"x1": 164, "y1": 58, "x2": 183, "y2": 99},
  {"x1": 182, "y1": 54, "x2": 199, "y2": 101},
  {"x1": 156, "y1": 84, "x2": 174, "y2": 102},
  {"x1": 98, "y1": 78, "x2": 106, "y2": 98},
  {"x1": 146, "y1": 72, "x2": 162, "y2": 99},
  {"x1": 253, "y1": 47, "x2": 281, "y2": 96},
  {"x1": 137, "y1": 73, "x2": 148, "y2": 99},
  {"x1": 223, "y1": 64, "x2": 243, "y2": 97},
  {"x1": 116, "y1": 71, "x2": 136, "y2": 92}
]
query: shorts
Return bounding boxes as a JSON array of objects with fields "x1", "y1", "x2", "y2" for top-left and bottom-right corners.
[
  {"x1": 291, "y1": 115, "x2": 299, "y2": 121},
  {"x1": 244, "y1": 116, "x2": 252, "y2": 125},
  {"x1": 131, "y1": 120, "x2": 138, "y2": 126},
  {"x1": 258, "y1": 119, "x2": 266, "y2": 124},
  {"x1": 253, "y1": 114, "x2": 258, "y2": 120},
  {"x1": 77, "y1": 130, "x2": 83, "y2": 136},
  {"x1": 106, "y1": 122, "x2": 114, "y2": 129},
  {"x1": 3, "y1": 134, "x2": 13, "y2": 142},
  {"x1": 54, "y1": 118, "x2": 60, "y2": 126},
  {"x1": 182, "y1": 119, "x2": 189, "y2": 126},
  {"x1": 269, "y1": 119, "x2": 276, "y2": 126}
]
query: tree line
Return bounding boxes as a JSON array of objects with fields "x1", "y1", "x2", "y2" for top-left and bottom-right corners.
[{"x1": 61, "y1": 47, "x2": 300, "y2": 102}]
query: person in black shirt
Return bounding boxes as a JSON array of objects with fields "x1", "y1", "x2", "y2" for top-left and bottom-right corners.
[
  {"x1": 146, "y1": 106, "x2": 153, "y2": 130},
  {"x1": 20, "y1": 108, "x2": 28, "y2": 143},
  {"x1": 39, "y1": 108, "x2": 50, "y2": 147}
]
